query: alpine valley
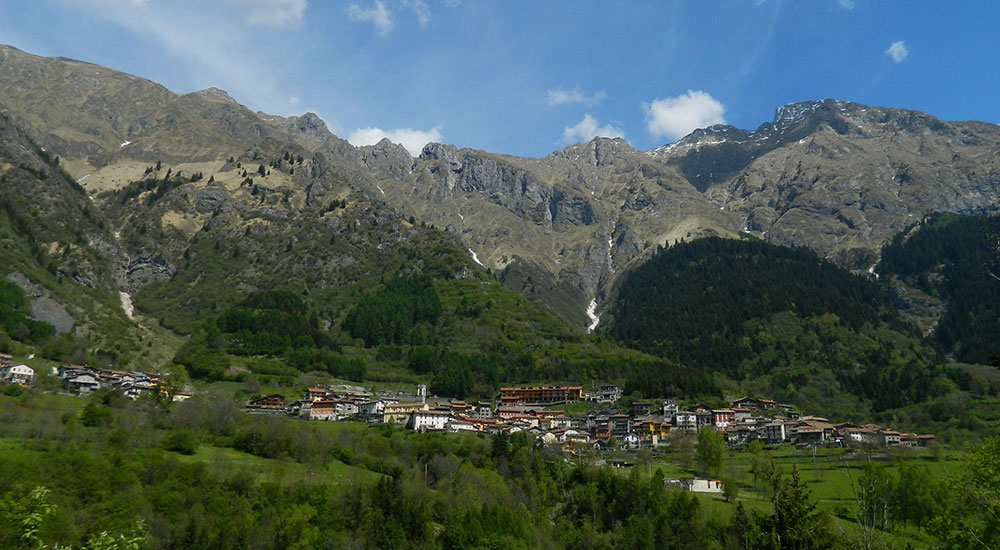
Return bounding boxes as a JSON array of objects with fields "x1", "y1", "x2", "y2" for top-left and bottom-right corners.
[
  {"x1": 9, "y1": 28, "x2": 1000, "y2": 550},
  {"x1": 2, "y1": 42, "x2": 1000, "y2": 425}
]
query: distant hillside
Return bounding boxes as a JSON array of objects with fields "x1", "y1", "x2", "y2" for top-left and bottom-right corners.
[
  {"x1": 607, "y1": 237, "x2": 943, "y2": 415},
  {"x1": 368, "y1": 99, "x2": 1000, "y2": 326},
  {"x1": 878, "y1": 213, "x2": 1000, "y2": 364}
]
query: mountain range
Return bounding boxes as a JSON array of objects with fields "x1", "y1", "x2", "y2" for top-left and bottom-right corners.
[{"x1": 5, "y1": 44, "x2": 999, "y2": 330}]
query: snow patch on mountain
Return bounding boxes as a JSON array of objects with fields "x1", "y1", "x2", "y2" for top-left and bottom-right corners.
[
  {"x1": 469, "y1": 249, "x2": 484, "y2": 267},
  {"x1": 586, "y1": 299, "x2": 600, "y2": 333}
]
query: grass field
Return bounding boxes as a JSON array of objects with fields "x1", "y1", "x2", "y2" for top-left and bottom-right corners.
[
  {"x1": 170, "y1": 444, "x2": 375, "y2": 487},
  {"x1": 643, "y1": 443, "x2": 961, "y2": 546}
]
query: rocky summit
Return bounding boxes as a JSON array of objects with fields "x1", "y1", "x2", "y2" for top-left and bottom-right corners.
[{"x1": 2, "y1": 44, "x2": 999, "y2": 327}]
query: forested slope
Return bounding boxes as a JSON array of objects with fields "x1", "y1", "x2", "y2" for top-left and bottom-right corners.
[
  {"x1": 173, "y1": 273, "x2": 721, "y2": 401},
  {"x1": 608, "y1": 237, "x2": 944, "y2": 415},
  {"x1": 878, "y1": 213, "x2": 1000, "y2": 364}
]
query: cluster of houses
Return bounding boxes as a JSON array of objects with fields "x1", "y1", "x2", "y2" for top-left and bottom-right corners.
[
  {"x1": 244, "y1": 384, "x2": 933, "y2": 451},
  {"x1": 673, "y1": 397, "x2": 935, "y2": 449},
  {"x1": 54, "y1": 364, "x2": 168, "y2": 399},
  {"x1": 0, "y1": 354, "x2": 172, "y2": 400}
]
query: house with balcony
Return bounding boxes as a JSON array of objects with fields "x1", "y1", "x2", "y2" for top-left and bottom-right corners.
[{"x1": 1, "y1": 364, "x2": 34, "y2": 385}]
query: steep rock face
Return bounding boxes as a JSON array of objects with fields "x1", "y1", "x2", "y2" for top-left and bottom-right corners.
[
  {"x1": 125, "y1": 251, "x2": 172, "y2": 290},
  {"x1": 368, "y1": 136, "x2": 740, "y2": 322},
  {"x1": 418, "y1": 145, "x2": 556, "y2": 226}
]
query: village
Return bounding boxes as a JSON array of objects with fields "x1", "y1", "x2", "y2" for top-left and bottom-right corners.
[
  {"x1": 246, "y1": 382, "x2": 936, "y2": 453},
  {"x1": 1, "y1": 354, "x2": 935, "y2": 456}
]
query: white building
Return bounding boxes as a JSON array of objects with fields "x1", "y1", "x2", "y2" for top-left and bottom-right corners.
[
  {"x1": 592, "y1": 385, "x2": 622, "y2": 403},
  {"x1": 879, "y1": 430, "x2": 901, "y2": 447},
  {"x1": 762, "y1": 421, "x2": 788, "y2": 444},
  {"x1": 408, "y1": 410, "x2": 452, "y2": 431},
  {"x1": 673, "y1": 411, "x2": 698, "y2": 432},
  {"x1": 733, "y1": 408, "x2": 752, "y2": 422},
  {"x1": 665, "y1": 478, "x2": 724, "y2": 494},
  {"x1": 559, "y1": 428, "x2": 589, "y2": 444},
  {"x1": 1, "y1": 364, "x2": 34, "y2": 384},
  {"x1": 662, "y1": 399, "x2": 679, "y2": 415},
  {"x1": 447, "y1": 420, "x2": 480, "y2": 433}
]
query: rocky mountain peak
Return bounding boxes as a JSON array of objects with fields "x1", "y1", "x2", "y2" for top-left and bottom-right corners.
[
  {"x1": 285, "y1": 112, "x2": 329, "y2": 139},
  {"x1": 419, "y1": 142, "x2": 459, "y2": 162},
  {"x1": 359, "y1": 138, "x2": 414, "y2": 179},
  {"x1": 545, "y1": 137, "x2": 635, "y2": 168},
  {"x1": 192, "y1": 87, "x2": 238, "y2": 104},
  {"x1": 587, "y1": 137, "x2": 633, "y2": 166},
  {"x1": 371, "y1": 137, "x2": 406, "y2": 155},
  {"x1": 653, "y1": 124, "x2": 752, "y2": 154},
  {"x1": 772, "y1": 100, "x2": 827, "y2": 129}
]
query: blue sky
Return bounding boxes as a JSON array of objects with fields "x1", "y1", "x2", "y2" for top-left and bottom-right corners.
[{"x1": 1, "y1": 1, "x2": 998, "y2": 157}]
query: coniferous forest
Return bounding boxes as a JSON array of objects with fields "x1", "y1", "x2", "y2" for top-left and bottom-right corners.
[
  {"x1": 608, "y1": 237, "x2": 944, "y2": 414},
  {"x1": 877, "y1": 213, "x2": 1000, "y2": 364}
]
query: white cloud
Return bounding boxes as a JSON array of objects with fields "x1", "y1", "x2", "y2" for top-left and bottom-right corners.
[
  {"x1": 404, "y1": 0, "x2": 430, "y2": 26},
  {"x1": 562, "y1": 114, "x2": 625, "y2": 144},
  {"x1": 347, "y1": 1, "x2": 393, "y2": 35},
  {"x1": 837, "y1": 0, "x2": 855, "y2": 9},
  {"x1": 288, "y1": 95, "x2": 300, "y2": 107},
  {"x1": 643, "y1": 90, "x2": 726, "y2": 141},
  {"x1": 547, "y1": 88, "x2": 607, "y2": 107},
  {"x1": 222, "y1": 0, "x2": 307, "y2": 28},
  {"x1": 885, "y1": 40, "x2": 909, "y2": 63},
  {"x1": 348, "y1": 126, "x2": 443, "y2": 156}
]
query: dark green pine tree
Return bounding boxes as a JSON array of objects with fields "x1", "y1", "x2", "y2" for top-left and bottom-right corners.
[{"x1": 743, "y1": 466, "x2": 833, "y2": 550}]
